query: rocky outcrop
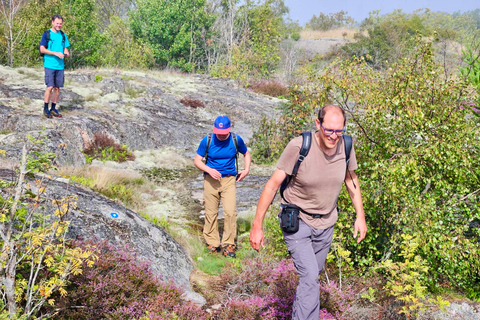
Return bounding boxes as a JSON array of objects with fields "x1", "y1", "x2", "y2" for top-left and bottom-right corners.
[
  {"x1": 0, "y1": 168, "x2": 204, "y2": 304},
  {"x1": 0, "y1": 67, "x2": 283, "y2": 166}
]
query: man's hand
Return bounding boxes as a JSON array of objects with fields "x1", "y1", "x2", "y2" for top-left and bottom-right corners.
[
  {"x1": 236, "y1": 169, "x2": 249, "y2": 182},
  {"x1": 249, "y1": 227, "x2": 264, "y2": 252},
  {"x1": 208, "y1": 168, "x2": 222, "y2": 180},
  {"x1": 55, "y1": 52, "x2": 65, "y2": 59},
  {"x1": 353, "y1": 217, "x2": 367, "y2": 243}
]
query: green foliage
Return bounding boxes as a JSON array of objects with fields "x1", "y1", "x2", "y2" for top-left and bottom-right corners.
[
  {"x1": 460, "y1": 43, "x2": 480, "y2": 89},
  {"x1": 16, "y1": 0, "x2": 64, "y2": 67},
  {"x1": 98, "y1": 16, "x2": 155, "y2": 69},
  {"x1": 319, "y1": 40, "x2": 480, "y2": 295},
  {"x1": 344, "y1": 10, "x2": 428, "y2": 68},
  {"x1": 427, "y1": 10, "x2": 479, "y2": 43},
  {"x1": 63, "y1": 0, "x2": 104, "y2": 68},
  {"x1": 83, "y1": 132, "x2": 135, "y2": 163},
  {"x1": 263, "y1": 204, "x2": 288, "y2": 259},
  {"x1": 67, "y1": 174, "x2": 142, "y2": 208},
  {"x1": 0, "y1": 146, "x2": 96, "y2": 319},
  {"x1": 306, "y1": 10, "x2": 355, "y2": 31},
  {"x1": 26, "y1": 151, "x2": 56, "y2": 173},
  {"x1": 250, "y1": 88, "x2": 317, "y2": 164},
  {"x1": 251, "y1": 38, "x2": 480, "y2": 296},
  {"x1": 210, "y1": 0, "x2": 283, "y2": 80},
  {"x1": 94, "y1": 75, "x2": 103, "y2": 82},
  {"x1": 379, "y1": 234, "x2": 449, "y2": 318},
  {"x1": 129, "y1": 0, "x2": 215, "y2": 71}
]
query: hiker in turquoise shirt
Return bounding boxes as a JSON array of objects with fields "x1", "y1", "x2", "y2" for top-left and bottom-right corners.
[{"x1": 39, "y1": 14, "x2": 70, "y2": 119}]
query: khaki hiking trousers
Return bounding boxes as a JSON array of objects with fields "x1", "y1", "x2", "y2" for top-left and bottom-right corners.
[{"x1": 203, "y1": 174, "x2": 237, "y2": 248}]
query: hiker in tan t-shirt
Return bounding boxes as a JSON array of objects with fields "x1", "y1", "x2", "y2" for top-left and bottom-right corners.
[{"x1": 249, "y1": 105, "x2": 367, "y2": 320}]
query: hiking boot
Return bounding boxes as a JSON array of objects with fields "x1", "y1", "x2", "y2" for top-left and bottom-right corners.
[
  {"x1": 43, "y1": 109, "x2": 52, "y2": 119},
  {"x1": 50, "y1": 108, "x2": 62, "y2": 118},
  {"x1": 207, "y1": 245, "x2": 221, "y2": 254},
  {"x1": 222, "y1": 245, "x2": 236, "y2": 258}
]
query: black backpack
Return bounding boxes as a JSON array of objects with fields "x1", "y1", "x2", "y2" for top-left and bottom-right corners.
[
  {"x1": 203, "y1": 133, "x2": 239, "y2": 172},
  {"x1": 39, "y1": 29, "x2": 66, "y2": 57},
  {"x1": 279, "y1": 132, "x2": 353, "y2": 202}
]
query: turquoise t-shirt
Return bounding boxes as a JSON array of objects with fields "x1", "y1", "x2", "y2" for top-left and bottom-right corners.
[
  {"x1": 40, "y1": 29, "x2": 70, "y2": 70},
  {"x1": 196, "y1": 134, "x2": 247, "y2": 177}
]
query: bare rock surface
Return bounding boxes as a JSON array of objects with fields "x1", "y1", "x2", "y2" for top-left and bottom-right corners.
[{"x1": 0, "y1": 66, "x2": 283, "y2": 165}]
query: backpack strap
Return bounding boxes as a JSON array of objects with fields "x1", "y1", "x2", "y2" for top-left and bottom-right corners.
[
  {"x1": 203, "y1": 133, "x2": 212, "y2": 163},
  {"x1": 343, "y1": 134, "x2": 356, "y2": 189},
  {"x1": 59, "y1": 30, "x2": 66, "y2": 48},
  {"x1": 280, "y1": 132, "x2": 312, "y2": 202},
  {"x1": 232, "y1": 133, "x2": 239, "y2": 173},
  {"x1": 343, "y1": 135, "x2": 352, "y2": 169}
]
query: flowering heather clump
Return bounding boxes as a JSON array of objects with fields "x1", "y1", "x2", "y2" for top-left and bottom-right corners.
[
  {"x1": 219, "y1": 258, "x2": 356, "y2": 319},
  {"x1": 319, "y1": 280, "x2": 356, "y2": 318},
  {"x1": 249, "y1": 80, "x2": 288, "y2": 97},
  {"x1": 220, "y1": 257, "x2": 276, "y2": 299},
  {"x1": 265, "y1": 259, "x2": 299, "y2": 319},
  {"x1": 51, "y1": 241, "x2": 205, "y2": 319},
  {"x1": 217, "y1": 296, "x2": 274, "y2": 320}
]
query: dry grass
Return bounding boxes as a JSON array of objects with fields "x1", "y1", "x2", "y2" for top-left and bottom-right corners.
[
  {"x1": 60, "y1": 165, "x2": 142, "y2": 190},
  {"x1": 301, "y1": 28, "x2": 362, "y2": 40}
]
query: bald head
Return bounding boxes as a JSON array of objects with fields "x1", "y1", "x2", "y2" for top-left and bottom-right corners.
[{"x1": 318, "y1": 105, "x2": 346, "y2": 126}]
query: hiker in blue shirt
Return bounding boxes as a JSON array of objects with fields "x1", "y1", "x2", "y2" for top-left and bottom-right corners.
[
  {"x1": 39, "y1": 14, "x2": 70, "y2": 119},
  {"x1": 194, "y1": 116, "x2": 251, "y2": 258}
]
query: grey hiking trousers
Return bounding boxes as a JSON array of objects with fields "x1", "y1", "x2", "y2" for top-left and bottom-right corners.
[{"x1": 282, "y1": 218, "x2": 334, "y2": 320}]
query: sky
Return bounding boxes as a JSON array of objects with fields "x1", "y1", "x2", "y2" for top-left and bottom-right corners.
[{"x1": 283, "y1": 0, "x2": 480, "y2": 26}]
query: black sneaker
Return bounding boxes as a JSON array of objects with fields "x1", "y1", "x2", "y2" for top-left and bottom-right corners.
[
  {"x1": 222, "y1": 245, "x2": 236, "y2": 258},
  {"x1": 43, "y1": 109, "x2": 52, "y2": 119},
  {"x1": 50, "y1": 108, "x2": 62, "y2": 118}
]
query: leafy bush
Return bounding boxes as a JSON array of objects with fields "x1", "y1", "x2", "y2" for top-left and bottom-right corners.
[
  {"x1": 99, "y1": 16, "x2": 154, "y2": 69},
  {"x1": 52, "y1": 241, "x2": 206, "y2": 319},
  {"x1": 250, "y1": 37, "x2": 480, "y2": 298},
  {"x1": 306, "y1": 10, "x2": 355, "y2": 31},
  {"x1": 83, "y1": 132, "x2": 135, "y2": 163},
  {"x1": 248, "y1": 80, "x2": 288, "y2": 97},
  {"x1": 263, "y1": 205, "x2": 289, "y2": 259},
  {"x1": 343, "y1": 10, "x2": 428, "y2": 68},
  {"x1": 320, "y1": 40, "x2": 480, "y2": 296},
  {"x1": 129, "y1": 0, "x2": 215, "y2": 71},
  {"x1": 250, "y1": 88, "x2": 316, "y2": 164},
  {"x1": 1, "y1": 146, "x2": 96, "y2": 319}
]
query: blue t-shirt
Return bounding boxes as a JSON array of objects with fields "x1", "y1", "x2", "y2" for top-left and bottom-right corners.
[
  {"x1": 40, "y1": 29, "x2": 70, "y2": 70},
  {"x1": 196, "y1": 133, "x2": 248, "y2": 177}
]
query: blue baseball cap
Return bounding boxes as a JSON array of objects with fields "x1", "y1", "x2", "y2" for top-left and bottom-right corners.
[{"x1": 213, "y1": 116, "x2": 231, "y2": 134}]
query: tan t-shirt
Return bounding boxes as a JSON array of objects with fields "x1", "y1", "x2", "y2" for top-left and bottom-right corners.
[{"x1": 277, "y1": 131, "x2": 358, "y2": 229}]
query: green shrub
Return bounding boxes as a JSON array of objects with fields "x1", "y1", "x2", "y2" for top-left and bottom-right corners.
[
  {"x1": 83, "y1": 132, "x2": 135, "y2": 163},
  {"x1": 321, "y1": 40, "x2": 480, "y2": 296},
  {"x1": 251, "y1": 38, "x2": 480, "y2": 297},
  {"x1": 290, "y1": 32, "x2": 300, "y2": 41}
]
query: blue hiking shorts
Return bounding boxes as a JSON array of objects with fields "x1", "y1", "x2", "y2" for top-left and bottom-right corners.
[{"x1": 44, "y1": 68, "x2": 64, "y2": 88}]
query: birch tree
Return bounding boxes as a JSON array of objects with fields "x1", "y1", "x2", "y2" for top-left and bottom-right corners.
[{"x1": 0, "y1": 0, "x2": 29, "y2": 66}]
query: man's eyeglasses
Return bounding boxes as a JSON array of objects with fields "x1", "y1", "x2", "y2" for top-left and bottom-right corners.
[{"x1": 320, "y1": 123, "x2": 346, "y2": 137}]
